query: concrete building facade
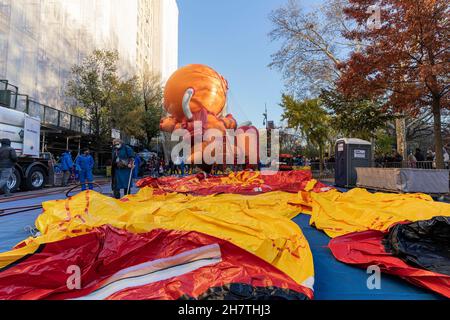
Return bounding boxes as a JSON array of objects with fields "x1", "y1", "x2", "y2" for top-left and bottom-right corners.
[{"x1": 0, "y1": 0, "x2": 178, "y2": 110}]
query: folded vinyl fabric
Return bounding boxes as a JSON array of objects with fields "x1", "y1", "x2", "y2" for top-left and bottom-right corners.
[
  {"x1": 329, "y1": 218, "x2": 450, "y2": 298},
  {"x1": 0, "y1": 188, "x2": 315, "y2": 290},
  {"x1": 0, "y1": 227, "x2": 313, "y2": 300},
  {"x1": 136, "y1": 170, "x2": 333, "y2": 195},
  {"x1": 3, "y1": 169, "x2": 449, "y2": 299},
  {"x1": 385, "y1": 217, "x2": 450, "y2": 277},
  {"x1": 310, "y1": 188, "x2": 450, "y2": 238}
]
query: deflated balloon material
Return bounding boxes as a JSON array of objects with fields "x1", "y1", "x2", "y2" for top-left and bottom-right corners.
[
  {"x1": 0, "y1": 187, "x2": 316, "y2": 289},
  {"x1": 310, "y1": 188, "x2": 450, "y2": 238},
  {"x1": 0, "y1": 227, "x2": 313, "y2": 300},
  {"x1": 384, "y1": 216, "x2": 450, "y2": 276}
]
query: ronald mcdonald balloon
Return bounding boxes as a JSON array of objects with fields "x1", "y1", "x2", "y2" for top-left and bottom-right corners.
[
  {"x1": 160, "y1": 64, "x2": 238, "y2": 134},
  {"x1": 160, "y1": 64, "x2": 258, "y2": 165}
]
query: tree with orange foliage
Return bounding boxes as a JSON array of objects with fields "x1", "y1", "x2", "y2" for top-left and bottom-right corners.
[{"x1": 338, "y1": 0, "x2": 449, "y2": 168}]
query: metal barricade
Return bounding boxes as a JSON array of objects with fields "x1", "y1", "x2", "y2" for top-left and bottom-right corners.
[
  {"x1": 0, "y1": 80, "x2": 18, "y2": 109},
  {"x1": 373, "y1": 161, "x2": 450, "y2": 170}
]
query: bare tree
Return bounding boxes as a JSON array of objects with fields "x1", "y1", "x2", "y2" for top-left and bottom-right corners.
[{"x1": 269, "y1": 0, "x2": 357, "y2": 97}]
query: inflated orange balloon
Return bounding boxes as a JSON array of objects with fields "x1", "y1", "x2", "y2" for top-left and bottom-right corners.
[
  {"x1": 161, "y1": 64, "x2": 242, "y2": 165},
  {"x1": 236, "y1": 126, "x2": 260, "y2": 163},
  {"x1": 164, "y1": 64, "x2": 229, "y2": 122},
  {"x1": 160, "y1": 116, "x2": 177, "y2": 133},
  {"x1": 187, "y1": 140, "x2": 244, "y2": 165}
]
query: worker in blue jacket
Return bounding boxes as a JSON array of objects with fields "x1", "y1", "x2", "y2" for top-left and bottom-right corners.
[
  {"x1": 76, "y1": 149, "x2": 94, "y2": 191},
  {"x1": 112, "y1": 139, "x2": 135, "y2": 199},
  {"x1": 133, "y1": 154, "x2": 142, "y2": 179},
  {"x1": 60, "y1": 150, "x2": 74, "y2": 187}
]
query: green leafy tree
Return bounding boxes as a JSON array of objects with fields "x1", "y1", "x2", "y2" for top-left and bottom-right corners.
[
  {"x1": 110, "y1": 77, "x2": 143, "y2": 140},
  {"x1": 374, "y1": 129, "x2": 396, "y2": 158},
  {"x1": 299, "y1": 144, "x2": 321, "y2": 160},
  {"x1": 279, "y1": 130, "x2": 303, "y2": 155},
  {"x1": 280, "y1": 95, "x2": 331, "y2": 171},
  {"x1": 67, "y1": 50, "x2": 164, "y2": 160},
  {"x1": 113, "y1": 73, "x2": 164, "y2": 149},
  {"x1": 320, "y1": 89, "x2": 394, "y2": 140},
  {"x1": 66, "y1": 50, "x2": 120, "y2": 164},
  {"x1": 140, "y1": 73, "x2": 164, "y2": 147}
]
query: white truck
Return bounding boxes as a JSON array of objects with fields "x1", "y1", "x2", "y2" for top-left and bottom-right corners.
[{"x1": 0, "y1": 105, "x2": 53, "y2": 192}]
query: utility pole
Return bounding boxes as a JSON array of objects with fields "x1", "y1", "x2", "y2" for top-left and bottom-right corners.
[
  {"x1": 263, "y1": 103, "x2": 272, "y2": 158},
  {"x1": 263, "y1": 103, "x2": 268, "y2": 129}
]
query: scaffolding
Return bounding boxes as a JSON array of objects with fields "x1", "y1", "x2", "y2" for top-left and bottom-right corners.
[{"x1": 1, "y1": 79, "x2": 91, "y2": 135}]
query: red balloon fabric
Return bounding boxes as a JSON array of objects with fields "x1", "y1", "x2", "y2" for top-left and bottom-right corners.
[
  {"x1": 329, "y1": 230, "x2": 450, "y2": 298},
  {"x1": 136, "y1": 170, "x2": 333, "y2": 196},
  {"x1": 0, "y1": 226, "x2": 313, "y2": 300}
]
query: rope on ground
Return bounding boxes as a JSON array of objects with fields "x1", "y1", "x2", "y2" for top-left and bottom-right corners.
[
  {"x1": 0, "y1": 183, "x2": 105, "y2": 218},
  {"x1": 65, "y1": 183, "x2": 104, "y2": 199}
]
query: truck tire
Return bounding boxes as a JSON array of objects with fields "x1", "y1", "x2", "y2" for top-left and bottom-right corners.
[
  {"x1": 6, "y1": 169, "x2": 21, "y2": 193},
  {"x1": 26, "y1": 166, "x2": 46, "y2": 191}
]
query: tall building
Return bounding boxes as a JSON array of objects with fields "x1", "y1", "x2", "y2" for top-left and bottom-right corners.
[{"x1": 0, "y1": 0, "x2": 178, "y2": 110}]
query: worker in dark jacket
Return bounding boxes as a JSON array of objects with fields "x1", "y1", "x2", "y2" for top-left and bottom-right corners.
[
  {"x1": 112, "y1": 139, "x2": 135, "y2": 199},
  {"x1": 60, "y1": 150, "x2": 74, "y2": 187},
  {"x1": 75, "y1": 149, "x2": 94, "y2": 191},
  {"x1": 0, "y1": 139, "x2": 18, "y2": 197}
]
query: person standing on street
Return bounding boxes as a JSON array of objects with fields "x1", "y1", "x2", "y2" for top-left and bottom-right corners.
[
  {"x1": 414, "y1": 148, "x2": 425, "y2": 162},
  {"x1": 174, "y1": 155, "x2": 182, "y2": 175},
  {"x1": 444, "y1": 147, "x2": 450, "y2": 169},
  {"x1": 60, "y1": 150, "x2": 74, "y2": 187},
  {"x1": 414, "y1": 148, "x2": 425, "y2": 169},
  {"x1": 133, "y1": 154, "x2": 142, "y2": 179},
  {"x1": 407, "y1": 151, "x2": 417, "y2": 168},
  {"x1": 0, "y1": 139, "x2": 18, "y2": 197},
  {"x1": 132, "y1": 154, "x2": 142, "y2": 187},
  {"x1": 426, "y1": 149, "x2": 434, "y2": 161},
  {"x1": 112, "y1": 139, "x2": 135, "y2": 199},
  {"x1": 169, "y1": 159, "x2": 175, "y2": 175},
  {"x1": 180, "y1": 155, "x2": 186, "y2": 176},
  {"x1": 76, "y1": 149, "x2": 95, "y2": 191}
]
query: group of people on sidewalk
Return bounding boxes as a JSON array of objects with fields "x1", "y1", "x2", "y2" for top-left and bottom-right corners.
[
  {"x1": 375, "y1": 147, "x2": 450, "y2": 169},
  {"x1": 60, "y1": 149, "x2": 94, "y2": 191},
  {"x1": 60, "y1": 139, "x2": 137, "y2": 200},
  {"x1": 168, "y1": 155, "x2": 186, "y2": 176},
  {"x1": 61, "y1": 139, "x2": 138, "y2": 199},
  {"x1": 0, "y1": 138, "x2": 95, "y2": 196},
  {"x1": 0, "y1": 136, "x2": 137, "y2": 200},
  {"x1": 59, "y1": 148, "x2": 95, "y2": 190},
  {"x1": 407, "y1": 147, "x2": 450, "y2": 169}
]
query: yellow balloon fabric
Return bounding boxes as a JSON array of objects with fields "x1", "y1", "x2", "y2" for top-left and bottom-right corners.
[
  {"x1": 310, "y1": 188, "x2": 450, "y2": 238},
  {"x1": 0, "y1": 188, "x2": 315, "y2": 289},
  {"x1": 2, "y1": 177, "x2": 447, "y2": 293}
]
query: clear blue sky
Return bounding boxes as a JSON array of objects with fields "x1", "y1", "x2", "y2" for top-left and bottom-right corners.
[{"x1": 177, "y1": 0, "x2": 321, "y2": 128}]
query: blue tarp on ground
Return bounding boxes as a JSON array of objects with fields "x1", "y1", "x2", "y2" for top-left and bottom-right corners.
[
  {"x1": 293, "y1": 214, "x2": 443, "y2": 300},
  {"x1": 0, "y1": 190, "x2": 444, "y2": 300},
  {"x1": 0, "y1": 195, "x2": 56, "y2": 253}
]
